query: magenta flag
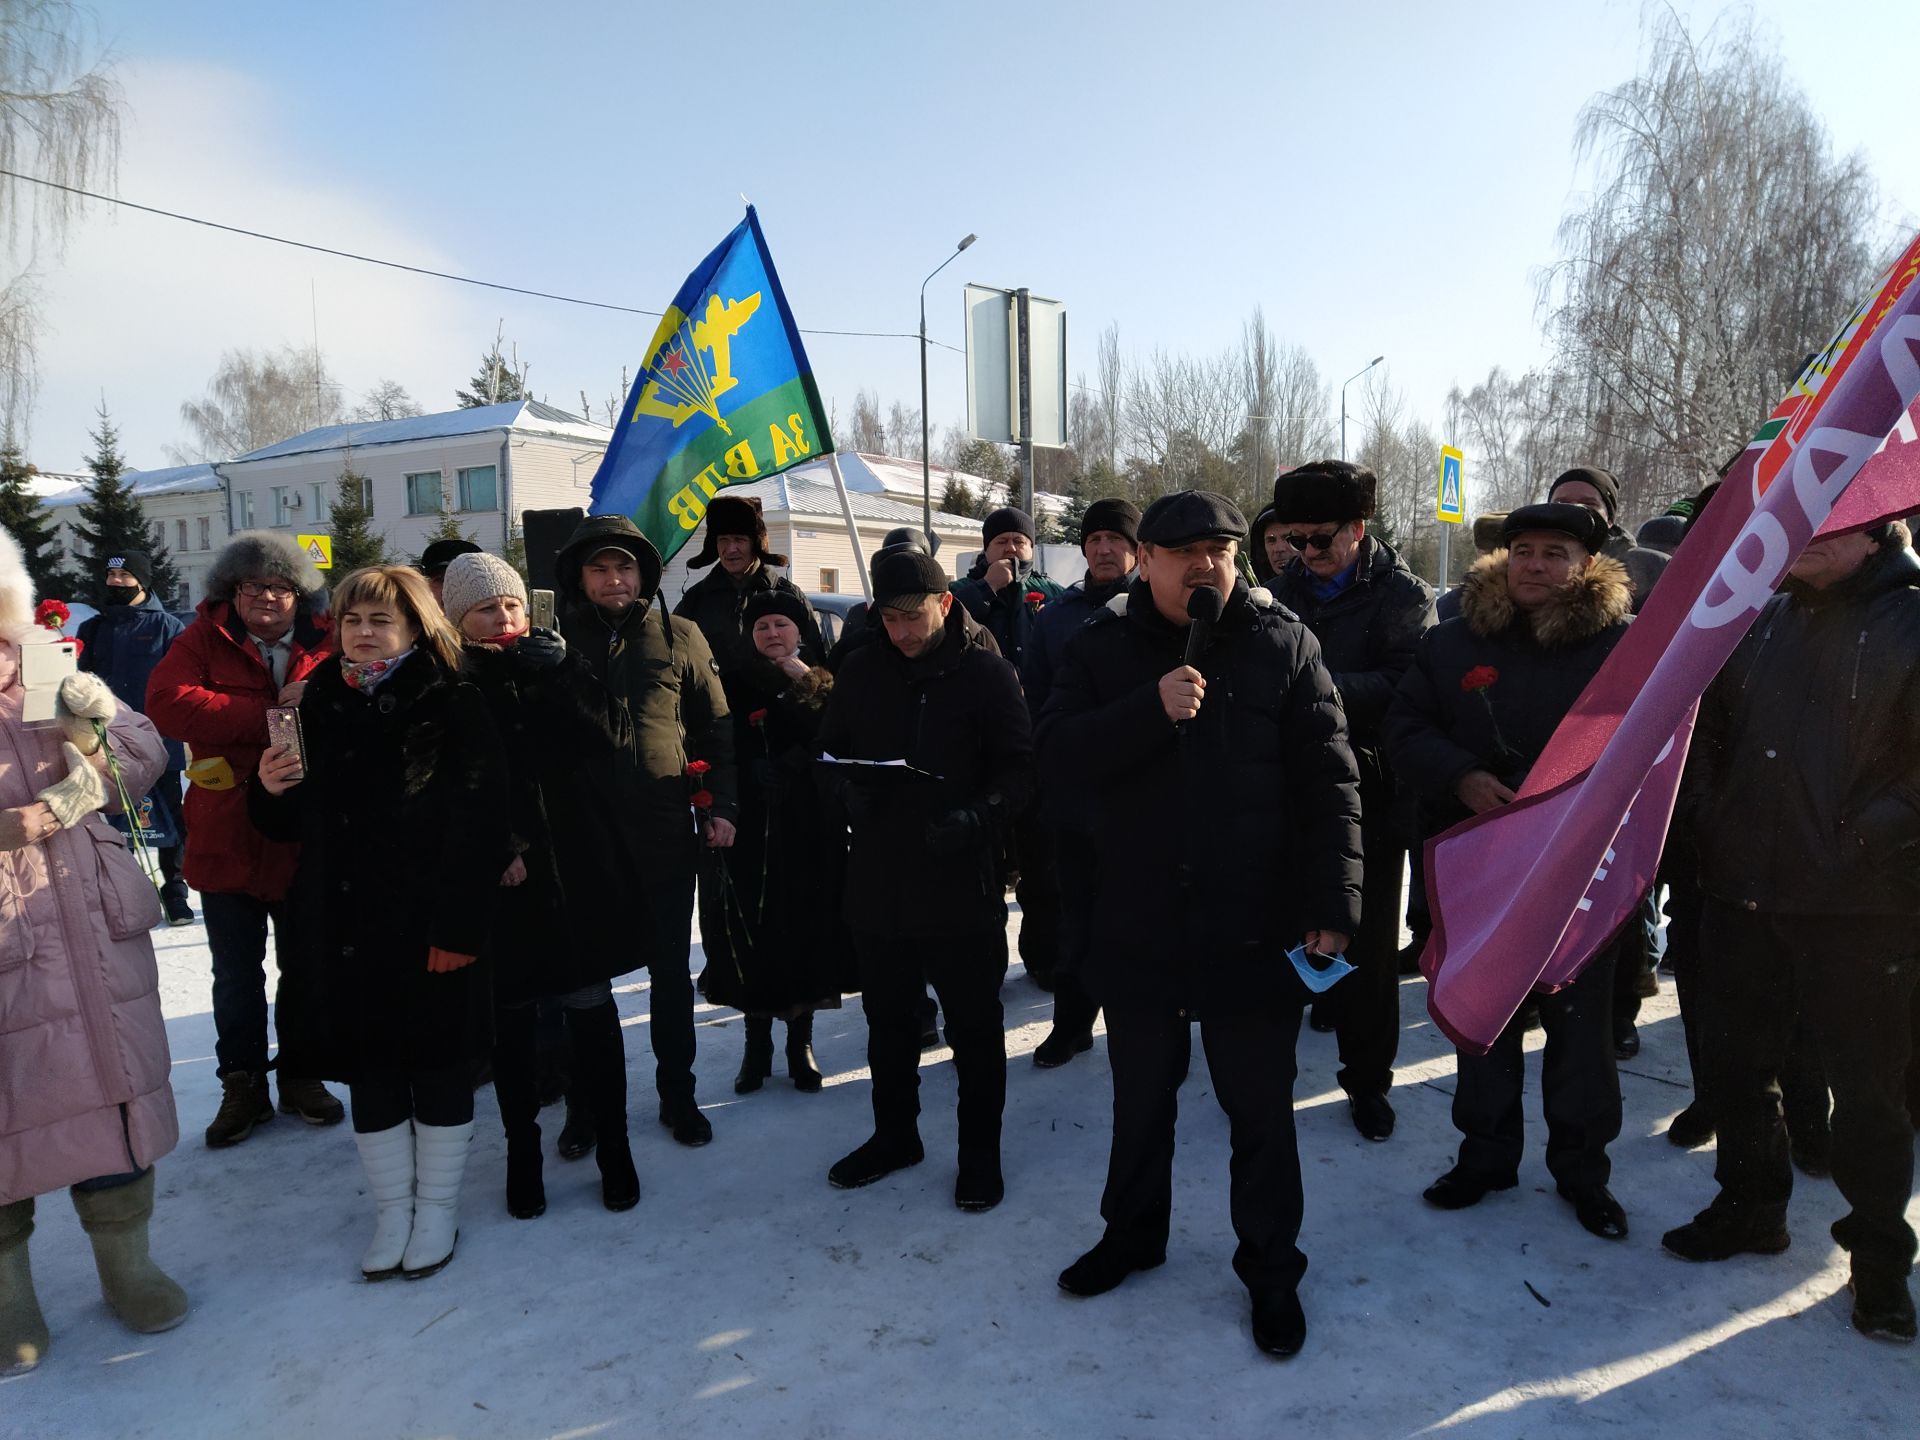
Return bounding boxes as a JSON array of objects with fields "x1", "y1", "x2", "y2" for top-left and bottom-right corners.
[{"x1": 1423, "y1": 235, "x2": 1920, "y2": 1053}]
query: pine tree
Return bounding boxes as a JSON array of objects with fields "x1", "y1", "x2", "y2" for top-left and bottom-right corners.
[
  {"x1": 71, "y1": 404, "x2": 182, "y2": 606},
  {"x1": 327, "y1": 466, "x2": 387, "y2": 583},
  {"x1": 454, "y1": 330, "x2": 531, "y2": 409},
  {"x1": 421, "y1": 510, "x2": 477, "y2": 552},
  {"x1": 938, "y1": 476, "x2": 978, "y2": 520},
  {"x1": 0, "y1": 426, "x2": 69, "y2": 597}
]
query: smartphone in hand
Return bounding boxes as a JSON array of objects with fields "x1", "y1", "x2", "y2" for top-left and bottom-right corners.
[
  {"x1": 266, "y1": 705, "x2": 306, "y2": 779},
  {"x1": 529, "y1": 588, "x2": 556, "y2": 631}
]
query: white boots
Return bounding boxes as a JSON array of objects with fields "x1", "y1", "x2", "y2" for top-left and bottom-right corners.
[{"x1": 352, "y1": 1121, "x2": 473, "y2": 1280}]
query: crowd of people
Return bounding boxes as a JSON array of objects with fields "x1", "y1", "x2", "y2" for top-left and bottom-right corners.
[{"x1": 2, "y1": 455, "x2": 1918, "y2": 1377}]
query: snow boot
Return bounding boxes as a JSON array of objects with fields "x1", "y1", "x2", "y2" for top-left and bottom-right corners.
[
  {"x1": 735, "y1": 1015, "x2": 774, "y2": 1095},
  {"x1": 204, "y1": 1070, "x2": 273, "y2": 1148},
  {"x1": 0, "y1": 1198, "x2": 49, "y2": 1376},
  {"x1": 786, "y1": 1015, "x2": 823, "y2": 1093},
  {"x1": 68, "y1": 1171, "x2": 189, "y2": 1334},
  {"x1": 277, "y1": 1074, "x2": 346, "y2": 1127},
  {"x1": 568, "y1": 1000, "x2": 640, "y2": 1211},
  {"x1": 556, "y1": 1091, "x2": 596, "y2": 1160},
  {"x1": 402, "y1": 1121, "x2": 473, "y2": 1278},
  {"x1": 352, "y1": 1123, "x2": 415, "y2": 1279}
]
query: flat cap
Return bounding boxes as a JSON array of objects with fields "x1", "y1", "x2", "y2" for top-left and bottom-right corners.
[
  {"x1": 1138, "y1": 490, "x2": 1247, "y2": 548},
  {"x1": 1502, "y1": 502, "x2": 1609, "y2": 553},
  {"x1": 871, "y1": 549, "x2": 951, "y2": 609}
]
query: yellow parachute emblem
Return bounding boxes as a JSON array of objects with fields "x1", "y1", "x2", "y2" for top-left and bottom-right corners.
[{"x1": 632, "y1": 291, "x2": 763, "y2": 435}]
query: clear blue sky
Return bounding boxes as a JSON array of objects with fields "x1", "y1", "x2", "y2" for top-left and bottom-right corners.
[{"x1": 26, "y1": 0, "x2": 1920, "y2": 474}]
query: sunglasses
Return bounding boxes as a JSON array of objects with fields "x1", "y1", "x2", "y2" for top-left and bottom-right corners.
[{"x1": 1279, "y1": 528, "x2": 1344, "y2": 552}]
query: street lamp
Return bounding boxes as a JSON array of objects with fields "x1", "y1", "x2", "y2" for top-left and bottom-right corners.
[
  {"x1": 921, "y1": 232, "x2": 977, "y2": 542},
  {"x1": 1340, "y1": 354, "x2": 1385, "y2": 462}
]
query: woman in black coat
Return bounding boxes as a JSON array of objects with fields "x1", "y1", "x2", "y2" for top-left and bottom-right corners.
[
  {"x1": 439, "y1": 552, "x2": 641, "y2": 1217},
  {"x1": 702, "y1": 590, "x2": 844, "y2": 1095},
  {"x1": 252, "y1": 565, "x2": 508, "y2": 1282}
]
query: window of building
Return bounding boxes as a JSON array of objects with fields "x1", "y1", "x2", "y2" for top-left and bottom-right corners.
[
  {"x1": 457, "y1": 465, "x2": 498, "y2": 512},
  {"x1": 343, "y1": 473, "x2": 373, "y2": 513},
  {"x1": 819, "y1": 568, "x2": 839, "y2": 594},
  {"x1": 271, "y1": 485, "x2": 295, "y2": 527},
  {"x1": 176, "y1": 519, "x2": 188, "y2": 551},
  {"x1": 405, "y1": 471, "x2": 444, "y2": 516},
  {"x1": 231, "y1": 491, "x2": 254, "y2": 530},
  {"x1": 197, "y1": 516, "x2": 211, "y2": 551},
  {"x1": 311, "y1": 484, "x2": 329, "y2": 522}
]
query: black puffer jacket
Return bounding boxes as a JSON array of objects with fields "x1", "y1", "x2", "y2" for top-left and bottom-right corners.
[
  {"x1": 460, "y1": 639, "x2": 637, "y2": 1003},
  {"x1": 816, "y1": 604, "x2": 1033, "y2": 938},
  {"x1": 1037, "y1": 578, "x2": 1363, "y2": 1013},
  {"x1": 248, "y1": 656, "x2": 510, "y2": 1082},
  {"x1": 673, "y1": 564, "x2": 824, "y2": 664},
  {"x1": 1683, "y1": 540, "x2": 1920, "y2": 916},
  {"x1": 1021, "y1": 573, "x2": 1130, "y2": 717},
  {"x1": 1270, "y1": 536, "x2": 1434, "y2": 812},
  {"x1": 1386, "y1": 552, "x2": 1633, "y2": 841}
]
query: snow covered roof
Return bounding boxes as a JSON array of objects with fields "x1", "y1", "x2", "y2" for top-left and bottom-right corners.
[
  {"x1": 231, "y1": 400, "x2": 611, "y2": 463},
  {"x1": 803, "y1": 451, "x2": 1069, "y2": 517},
  {"x1": 777, "y1": 474, "x2": 975, "y2": 528},
  {"x1": 39, "y1": 463, "x2": 221, "y2": 508}
]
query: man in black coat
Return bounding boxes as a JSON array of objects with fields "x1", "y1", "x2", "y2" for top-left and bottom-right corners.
[
  {"x1": 554, "y1": 515, "x2": 737, "y2": 1147},
  {"x1": 1662, "y1": 520, "x2": 1920, "y2": 1344},
  {"x1": 672, "y1": 493, "x2": 825, "y2": 660},
  {"x1": 1023, "y1": 498, "x2": 1141, "y2": 1069},
  {"x1": 77, "y1": 550, "x2": 192, "y2": 924},
  {"x1": 1269, "y1": 461, "x2": 1435, "y2": 1140},
  {"x1": 816, "y1": 547, "x2": 1033, "y2": 1211},
  {"x1": 1385, "y1": 502, "x2": 1634, "y2": 1241},
  {"x1": 1040, "y1": 491, "x2": 1362, "y2": 1360}
]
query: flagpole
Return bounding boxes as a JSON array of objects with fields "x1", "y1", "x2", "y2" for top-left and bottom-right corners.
[{"x1": 826, "y1": 453, "x2": 871, "y2": 600}]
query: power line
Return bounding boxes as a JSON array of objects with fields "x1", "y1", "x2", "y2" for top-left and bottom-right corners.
[{"x1": 0, "y1": 167, "x2": 968, "y2": 354}]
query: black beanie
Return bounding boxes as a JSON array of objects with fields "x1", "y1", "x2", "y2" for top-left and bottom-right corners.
[
  {"x1": 871, "y1": 549, "x2": 951, "y2": 609},
  {"x1": 743, "y1": 588, "x2": 814, "y2": 633},
  {"x1": 105, "y1": 549, "x2": 154, "y2": 591},
  {"x1": 1548, "y1": 466, "x2": 1619, "y2": 524},
  {"x1": 981, "y1": 507, "x2": 1036, "y2": 545},
  {"x1": 1080, "y1": 498, "x2": 1140, "y2": 548},
  {"x1": 1271, "y1": 461, "x2": 1376, "y2": 525}
]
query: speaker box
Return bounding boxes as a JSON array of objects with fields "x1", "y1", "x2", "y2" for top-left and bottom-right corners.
[{"x1": 521, "y1": 507, "x2": 584, "y2": 592}]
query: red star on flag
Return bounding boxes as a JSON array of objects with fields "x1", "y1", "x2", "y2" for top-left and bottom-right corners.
[{"x1": 659, "y1": 348, "x2": 689, "y2": 377}]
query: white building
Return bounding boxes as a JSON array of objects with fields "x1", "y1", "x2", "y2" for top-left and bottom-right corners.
[
  {"x1": 217, "y1": 401, "x2": 614, "y2": 565},
  {"x1": 39, "y1": 463, "x2": 228, "y2": 606}
]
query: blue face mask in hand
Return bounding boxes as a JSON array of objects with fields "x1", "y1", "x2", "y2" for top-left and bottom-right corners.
[{"x1": 1287, "y1": 943, "x2": 1355, "y2": 995}]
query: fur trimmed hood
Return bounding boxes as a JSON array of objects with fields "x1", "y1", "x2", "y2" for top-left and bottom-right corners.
[
  {"x1": 206, "y1": 530, "x2": 327, "y2": 604},
  {"x1": 0, "y1": 523, "x2": 34, "y2": 641},
  {"x1": 1457, "y1": 551, "x2": 1633, "y2": 648}
]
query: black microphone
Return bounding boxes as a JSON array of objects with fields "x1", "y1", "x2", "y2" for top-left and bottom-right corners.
[{"x1": 1183, "y1": 584, "x2": 1223, "y2": 668}]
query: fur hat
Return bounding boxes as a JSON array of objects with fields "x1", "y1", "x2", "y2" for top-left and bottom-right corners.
[
  {"x1": 0, "y1": 524, "x2": 35, "y2": 642},
  {"x1": 1470, "y1": 511, "x2": 1511, "y2": 554},
  {"x1": 1271, "y1": 460, "x2": 1377, "y2": 526},
  {"x1": 206, "y1": 530, "x2": 326, "y2": 606},
  {"x1": 439, "y1": 551, "x2": 527, "y2": 626},
  {"x1": 688, "y1": 494, "x2": 788, "y2": 570}
]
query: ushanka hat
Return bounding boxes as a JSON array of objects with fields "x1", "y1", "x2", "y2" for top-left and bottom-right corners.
[
  {"x1": 1271, "y1": 460, "x2": 1377, "y2": 525},
  {"x1": 688, "y1": 494, "x2": 788, "y2": 569}
]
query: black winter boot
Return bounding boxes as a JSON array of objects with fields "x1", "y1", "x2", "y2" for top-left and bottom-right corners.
[
  {"x1": 786, "y1": 1015, "x2": 823, "y2": 1093},
  {"x1": 491, "y1": 1006, "x2": 546, "y2": 1220},
  {"x1": 556, "y1": 1092, "x2": 596, "y2": 1160},
  {"x1": 735, "y1": 1016, "x2": 774, "y2": 1095},
  {"x1": 566, "y1": 1001, "x2": 640, "y2": 1212}
]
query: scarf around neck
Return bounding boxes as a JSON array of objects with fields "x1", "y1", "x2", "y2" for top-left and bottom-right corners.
[{"x1": 340, "y1": 648, "x2": 415, "y2": 695}]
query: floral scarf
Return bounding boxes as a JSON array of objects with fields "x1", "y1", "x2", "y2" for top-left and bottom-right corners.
[{"x1": 340, "y1": 648, "x2": 415, "y2": 695}]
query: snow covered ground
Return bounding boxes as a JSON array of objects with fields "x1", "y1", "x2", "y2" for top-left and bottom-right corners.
[{"x1": 4, "y1": 906, "x2": 1916, "y2": 1439}]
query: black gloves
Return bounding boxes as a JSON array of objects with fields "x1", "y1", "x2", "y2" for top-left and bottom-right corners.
[
  {"x1": 924, "y1": 806, "x2": 984, "y2": 856},
  {"x1": 517, "y1": 627, "x2": 567, "y2": 669}
]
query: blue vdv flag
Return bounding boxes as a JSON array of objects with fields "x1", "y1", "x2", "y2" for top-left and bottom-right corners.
[{"x1": 590, "y1": 207, "x2": 834, "y2": 563}]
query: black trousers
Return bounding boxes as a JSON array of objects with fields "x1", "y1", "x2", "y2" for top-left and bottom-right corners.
[
  {"x1": 202, "y1": 891, "x2": 290, "y2": 1078},
  {"x1": 643, "y1": 876, "x2": 698, "y2": 1106},
  {"x1": 1698, "y1": 902, "x2": 1918, "y2": 1278},
  {"x1": 1452, "y1": 943, "x2": 1621, "y2": 1188},
  {"x1": 1100, "y1": 1004, "x2": 1307, "y2": 1298},
  {"x1": 1048, "y1": 834, "x2": 1101, "y2": 1040},
  {"x1": 1014, "y1": 816, "x2": 1061, "y2": 985},
  {"x1": 1328, "y1": 820, "x2": 1403, "y2": 1098},
  {"x1": 855, "y1": 928, "x2": 1007, "y2": 1158},
  {"x1": 349, "y1": 1065, "x2": 474, "y2": 1133}
]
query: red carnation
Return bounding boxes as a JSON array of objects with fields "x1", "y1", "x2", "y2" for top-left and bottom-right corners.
[
  {"x1": 747, "y1": 708, "x2": 769, "y2": 727},
  {"x1": 1461, "y1": 665, "x2": 1499, "y2": 693},
  {"x1": 689, "y1": 788, "x2": 714, "y2": 810},
  {"x1": 35, "y1": 598, "x2": 69, "y2": 630},
  {"x1": 1025, "y1": 590, "x2": 1046, "y2": 606},
  {"x1": 686, "y1": 759, "x2": 712, "y2": 776}
]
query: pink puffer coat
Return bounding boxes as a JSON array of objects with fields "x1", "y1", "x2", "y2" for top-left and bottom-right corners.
[{"x1": 0, "y1": 659, "x2": 180, "y2": 1204}]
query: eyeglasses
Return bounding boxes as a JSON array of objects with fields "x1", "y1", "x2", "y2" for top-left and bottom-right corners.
[
  {"x1": 1280, "y1": 529, "x2": 1344, "y2": 552},
  {"x1": 237, "y1": 580, "x2": 295, "y2": 600}
]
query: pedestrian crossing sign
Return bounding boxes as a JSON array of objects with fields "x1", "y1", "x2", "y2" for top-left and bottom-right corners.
[
  {"x1": 1437, "y1": 447, "x2": 1465, "y2": 524},
  {"x1": 296, "y1": 533, "x2": 333, "y2": 569}
]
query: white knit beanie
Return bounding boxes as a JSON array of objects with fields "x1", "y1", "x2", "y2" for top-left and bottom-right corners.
[{"x1": 439, "y1": 551, "x2": 527, "y2": 626}]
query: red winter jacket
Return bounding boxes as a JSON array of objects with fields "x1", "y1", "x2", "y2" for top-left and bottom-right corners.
[{"x1": 145, "y1": 599, "x2": 333, "y2": 899}]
